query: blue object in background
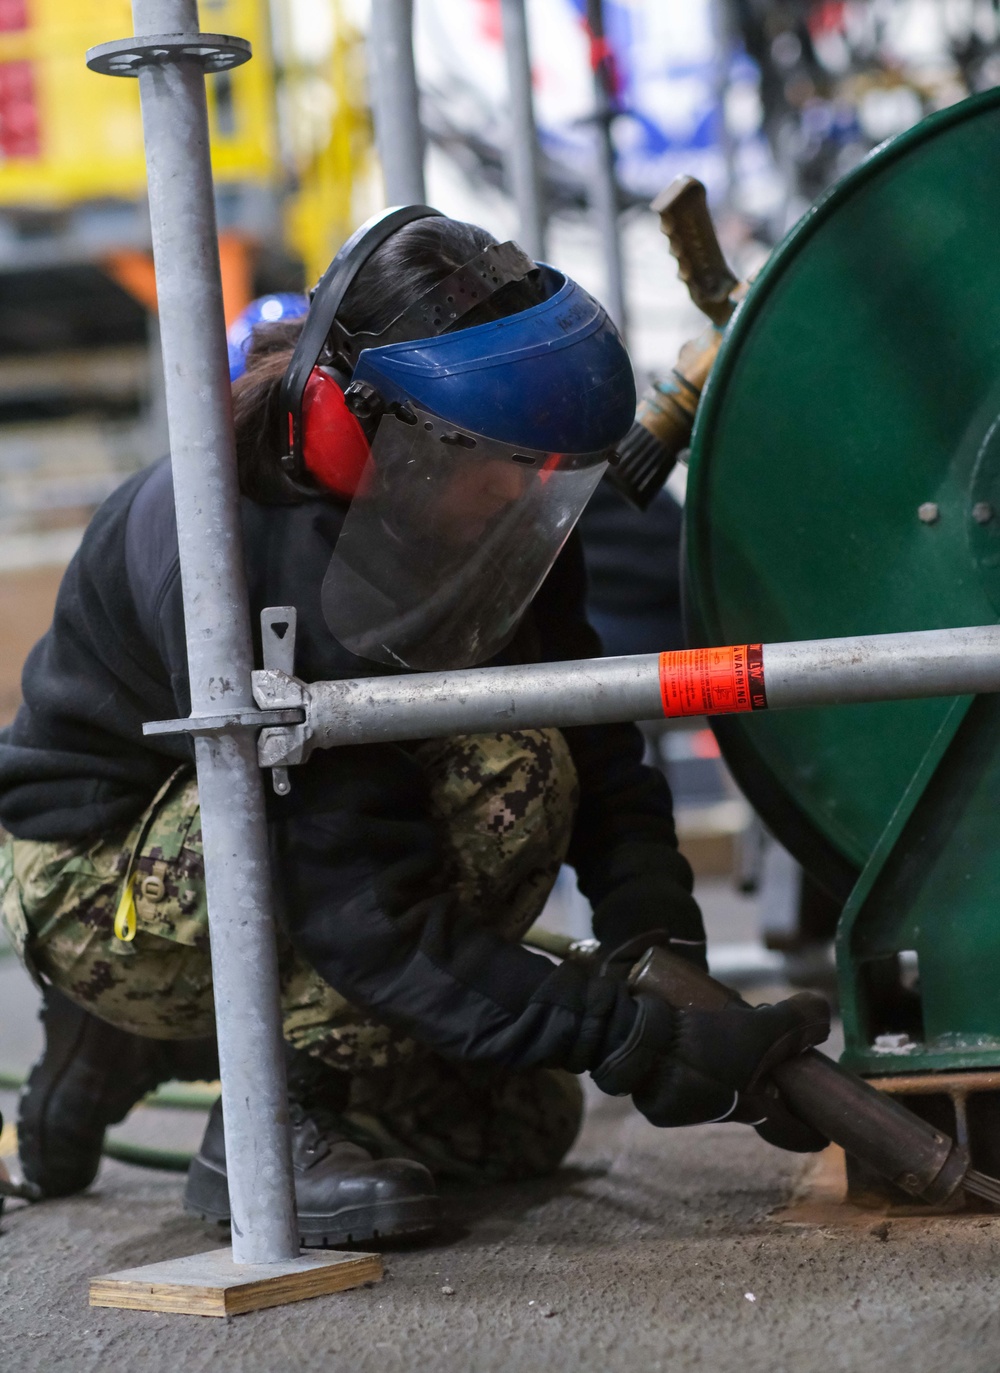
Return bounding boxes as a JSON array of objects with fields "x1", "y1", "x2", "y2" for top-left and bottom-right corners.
[
  {"x1": 558, "y1": 0, "x2": 739, "y2": 200},
  {"x1": 227, "y1": 293, "x2": 309, "y2": 382}
]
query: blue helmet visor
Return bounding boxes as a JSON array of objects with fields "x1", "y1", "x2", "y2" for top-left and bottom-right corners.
[
  {"x1": 350, "y1": 266, "x2": 636, "y2": 454},
  {"x1": 322, "y1": 265, "x2": 635, "y2": 670}
]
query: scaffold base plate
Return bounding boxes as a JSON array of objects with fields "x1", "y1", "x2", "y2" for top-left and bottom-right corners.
[{"x1": 89, "y1": 1245, "x2": 383, "y2": 1317}]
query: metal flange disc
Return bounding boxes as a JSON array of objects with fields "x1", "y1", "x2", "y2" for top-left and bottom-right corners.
[
  {"x1": 685, "y1": 88, "x2": 1000, "y2": 895},
  {"x1": 86, "y1": 34, "x2": 251, "y2": 77}
]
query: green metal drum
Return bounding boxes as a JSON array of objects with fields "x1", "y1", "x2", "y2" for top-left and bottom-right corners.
[{"x1": 685, "y1": 88, "x2": 1000, "y2": 1075}]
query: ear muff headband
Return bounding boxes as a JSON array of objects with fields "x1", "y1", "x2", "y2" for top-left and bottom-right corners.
[{"x1": 279, "y1": 203, "x2": 443, "y2": 483}]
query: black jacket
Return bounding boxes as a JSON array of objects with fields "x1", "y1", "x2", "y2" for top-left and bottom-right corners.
[{"x1": 0, "y1": 460, "x2": 702, "y2": 1072}]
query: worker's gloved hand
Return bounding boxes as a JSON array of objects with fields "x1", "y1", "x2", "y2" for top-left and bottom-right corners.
[
  {"x1": 592, "y1": 988, "x2": 831, "y2": 1152},
  {"x1": 596, "y1": 929, "x2": 707, "y2": 984},
  {"x1": 740, "y1": 1077, "x2": 830, "y2": 1153},
  {"x1": 585, "y1": 840, "x2": 708, "y2": 973}
]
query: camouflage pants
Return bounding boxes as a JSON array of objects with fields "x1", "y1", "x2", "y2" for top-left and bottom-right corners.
[{"x1": 0, "y1": 731, "x2": 584, "y2": 1181}]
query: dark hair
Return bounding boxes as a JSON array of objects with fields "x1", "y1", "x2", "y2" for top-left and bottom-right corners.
[{"x1": 233, "y1": 218, "x2": 547, "y2": 503}]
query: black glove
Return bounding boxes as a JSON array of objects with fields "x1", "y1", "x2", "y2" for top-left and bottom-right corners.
[
  {"x1": 592, "y1": 988, "x2": 830, "y2": 1152},
  {"x1": 589, "y1": 848, "x2": 709, "y2": 974},
  {"x1": 740, "y1": 1078, "x2": 830, "y2": 1153},
  {"x1": 596, "y1": 930, "x2": 708, "y2": 989}
]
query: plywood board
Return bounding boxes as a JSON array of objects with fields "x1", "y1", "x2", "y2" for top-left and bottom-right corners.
[{"x1": 90, "y1": 1246, "x2": 383, "y2": 1317}]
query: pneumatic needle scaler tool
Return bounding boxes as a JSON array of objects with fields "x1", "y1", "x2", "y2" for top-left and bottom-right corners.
[{"x1": 628, "y1": 945, "x2": 1000, "y2": 1208}]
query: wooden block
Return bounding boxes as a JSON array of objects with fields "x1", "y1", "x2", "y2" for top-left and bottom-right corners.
[{"x1": 89, "y1": 1246, "x2": 383, "y2": 1317}]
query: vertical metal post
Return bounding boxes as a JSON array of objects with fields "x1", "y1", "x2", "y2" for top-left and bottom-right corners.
[
  {"x1": 369, "y1": 0, "x2": 426, "y2": 204},
  {"x1": 584, "y1": 0, "x2": 627, "y2": 335},
  {"x1": 129, "y1": 0, "x2": 297, "y2": 1263},
  {"x1": 499, "y1": 0, "x2": 546, "y2": 260},
  {"x1": 709, "y1": 0, "x2": 737, "y2": 214}
]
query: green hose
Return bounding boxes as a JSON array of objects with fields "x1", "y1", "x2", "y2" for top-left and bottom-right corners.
[
  {"x1": 147, "y1": 1082, "x2": 219, "y2": 1110},
  {"x1": 0, "y1": 1067, "x2": 217, "y2": 1111},
  {"x1": 0, "y1": 1069, "x2": 216, "y2": 1172},
  {"x1": 101, "y1": 1137, "x2": 194, "y2": 1172}
]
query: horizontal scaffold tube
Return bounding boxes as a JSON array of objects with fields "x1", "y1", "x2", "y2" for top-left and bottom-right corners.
[{"x1": 253, "y1": 625, "x2": 1000, "y2": 762}]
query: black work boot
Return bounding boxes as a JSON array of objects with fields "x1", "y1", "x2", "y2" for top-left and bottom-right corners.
[
  {"x1": 18, "y1": 984, "x2": 219, "y2": 1198},
  {"x1": 184, "y1": 1051, "x2": 440, "y2": 1247}
]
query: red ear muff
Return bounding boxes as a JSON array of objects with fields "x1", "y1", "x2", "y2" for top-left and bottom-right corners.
[{"x1": 300, "y1": 368, "x2": 371, "y2": 499}]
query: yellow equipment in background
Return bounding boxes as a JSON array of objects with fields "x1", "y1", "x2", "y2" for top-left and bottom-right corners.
[
  {"x1": 0, "y1": 0, "x2": 376, "y2": 572},
  {"x1": 0, "y1": 0, "x2": 375, "y2": 288},
  {"x1": 0, "y1": 0, "x2": 277, "y2": 206},
  {"x1": 273, "y1": 0, "x2": 378, "y2": 286}
]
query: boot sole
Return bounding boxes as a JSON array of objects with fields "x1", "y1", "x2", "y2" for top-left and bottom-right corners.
[{"x1": 184, "y1": 1156, "x2": 440, "y2": 1248}]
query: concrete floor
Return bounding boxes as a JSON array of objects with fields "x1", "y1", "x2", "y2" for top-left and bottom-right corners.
[
  {"x1": 4, "y1": 1049, "x2": 1000, "y2": 1372},
  {"x1": 3, "y1": 905, "x2": 999, "y2": 1373}
]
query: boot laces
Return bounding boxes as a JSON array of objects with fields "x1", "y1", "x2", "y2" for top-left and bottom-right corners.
[{"x1": 285, "y1": 1053, "x2": 352, "y2": 1148}]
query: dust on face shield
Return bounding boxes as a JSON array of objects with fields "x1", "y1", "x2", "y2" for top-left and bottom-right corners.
[{"x1": 321, "y1": 404, "x2": 609, "y2": 670}]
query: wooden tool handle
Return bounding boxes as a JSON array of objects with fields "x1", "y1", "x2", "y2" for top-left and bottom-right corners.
[{"x1": 652, "y1": 175, "x2": 739, "y2": 325}]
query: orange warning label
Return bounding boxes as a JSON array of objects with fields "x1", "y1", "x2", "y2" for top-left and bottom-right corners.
[{"x1": 658, "y1": 645, "x2": 767, "y2": 718}]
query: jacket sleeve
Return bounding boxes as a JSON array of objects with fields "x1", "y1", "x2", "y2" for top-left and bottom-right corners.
[
  {"x1": 0, "y1": 470, "x2": 187, "y2": 840},
  {"x1": 532, "y1": 532, "x2": 705, "y2": 957},
  {"x1": 273, "y1": 742, "x2": 637, "y2": 1070}
]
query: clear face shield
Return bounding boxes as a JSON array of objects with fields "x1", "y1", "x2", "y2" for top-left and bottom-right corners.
[{"x1": 321, "y1": 404, "x2": 610, "y2": 670}]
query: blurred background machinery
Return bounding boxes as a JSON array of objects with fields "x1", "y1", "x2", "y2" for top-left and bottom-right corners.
[
  {"x1": 0, "y1": 0, "x2": 376, "y2": 586},
  {"x1": 4, "y1": 0, "x2": 999, "y2": 582}
]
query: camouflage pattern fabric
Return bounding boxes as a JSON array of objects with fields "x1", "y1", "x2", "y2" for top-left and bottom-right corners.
[
  {"x1": 279, "y1": 729, "x2": 580, "y2": 1073},
  {"x1": 342, "y1": 1059, "x2": 584, "y2": 1183},
  {"x1": 0, "y1": 730, "x2": 583, "y2": 1180},
  {"x1": 0, "y1": 769, "x2": 215, "y2": 1039},
  {"x1": 414, "y1": 728, "x2": 579, "y2": 942}
]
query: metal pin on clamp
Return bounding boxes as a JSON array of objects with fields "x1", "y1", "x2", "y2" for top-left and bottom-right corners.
[
  {"x1": 258, "y1": 607, "x2": 308, "y2": 795},
  {"x1": 142, "y1": 608, "x2": 308, "y2": 797}
]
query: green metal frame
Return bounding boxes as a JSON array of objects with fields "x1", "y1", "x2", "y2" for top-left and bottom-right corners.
[
  {"x1": 838, "y1": 694, "x2": 1000, "y2": 1073},
  {"x1": 685, "y1": 87, "x2": 1000, "y2": 1074}
]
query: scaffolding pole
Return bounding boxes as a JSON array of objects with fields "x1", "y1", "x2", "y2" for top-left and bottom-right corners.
[
  {"x1": 585, "y1": 0, "x2": 627, "y2": 335},
  {"x1": 90, "y1": 0, "x2": 297, "y2": 1267},
  {"x1": 246, "y1": 625, "x2": 1000, "y2": 761},
  {"x1": 369, "y1": 0, "x2": 426, "y2": 205},
  {"x1": 500, "y1": 0, "x2": 546, "y2": 260}
]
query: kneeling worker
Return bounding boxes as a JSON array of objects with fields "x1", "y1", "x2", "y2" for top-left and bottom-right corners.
[{"x1": 0, "y1": 208, "x2": 828, "y2": 1246}]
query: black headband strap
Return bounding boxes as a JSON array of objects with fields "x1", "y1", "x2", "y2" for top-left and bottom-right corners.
[
  {"x1": 327, "y1": 240, "x2": 536, "y2": 367},
  {"x1": 279, "y1": 203, "x2": 442, "y2": 476}
]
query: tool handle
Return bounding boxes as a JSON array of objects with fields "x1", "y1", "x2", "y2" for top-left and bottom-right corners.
[
  {"x1": 628, "y1": 946, "x2": 967, "y2": 1204},
  {"x1": 652, "y1": 176, "x2": 739, "y2": 326}
]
